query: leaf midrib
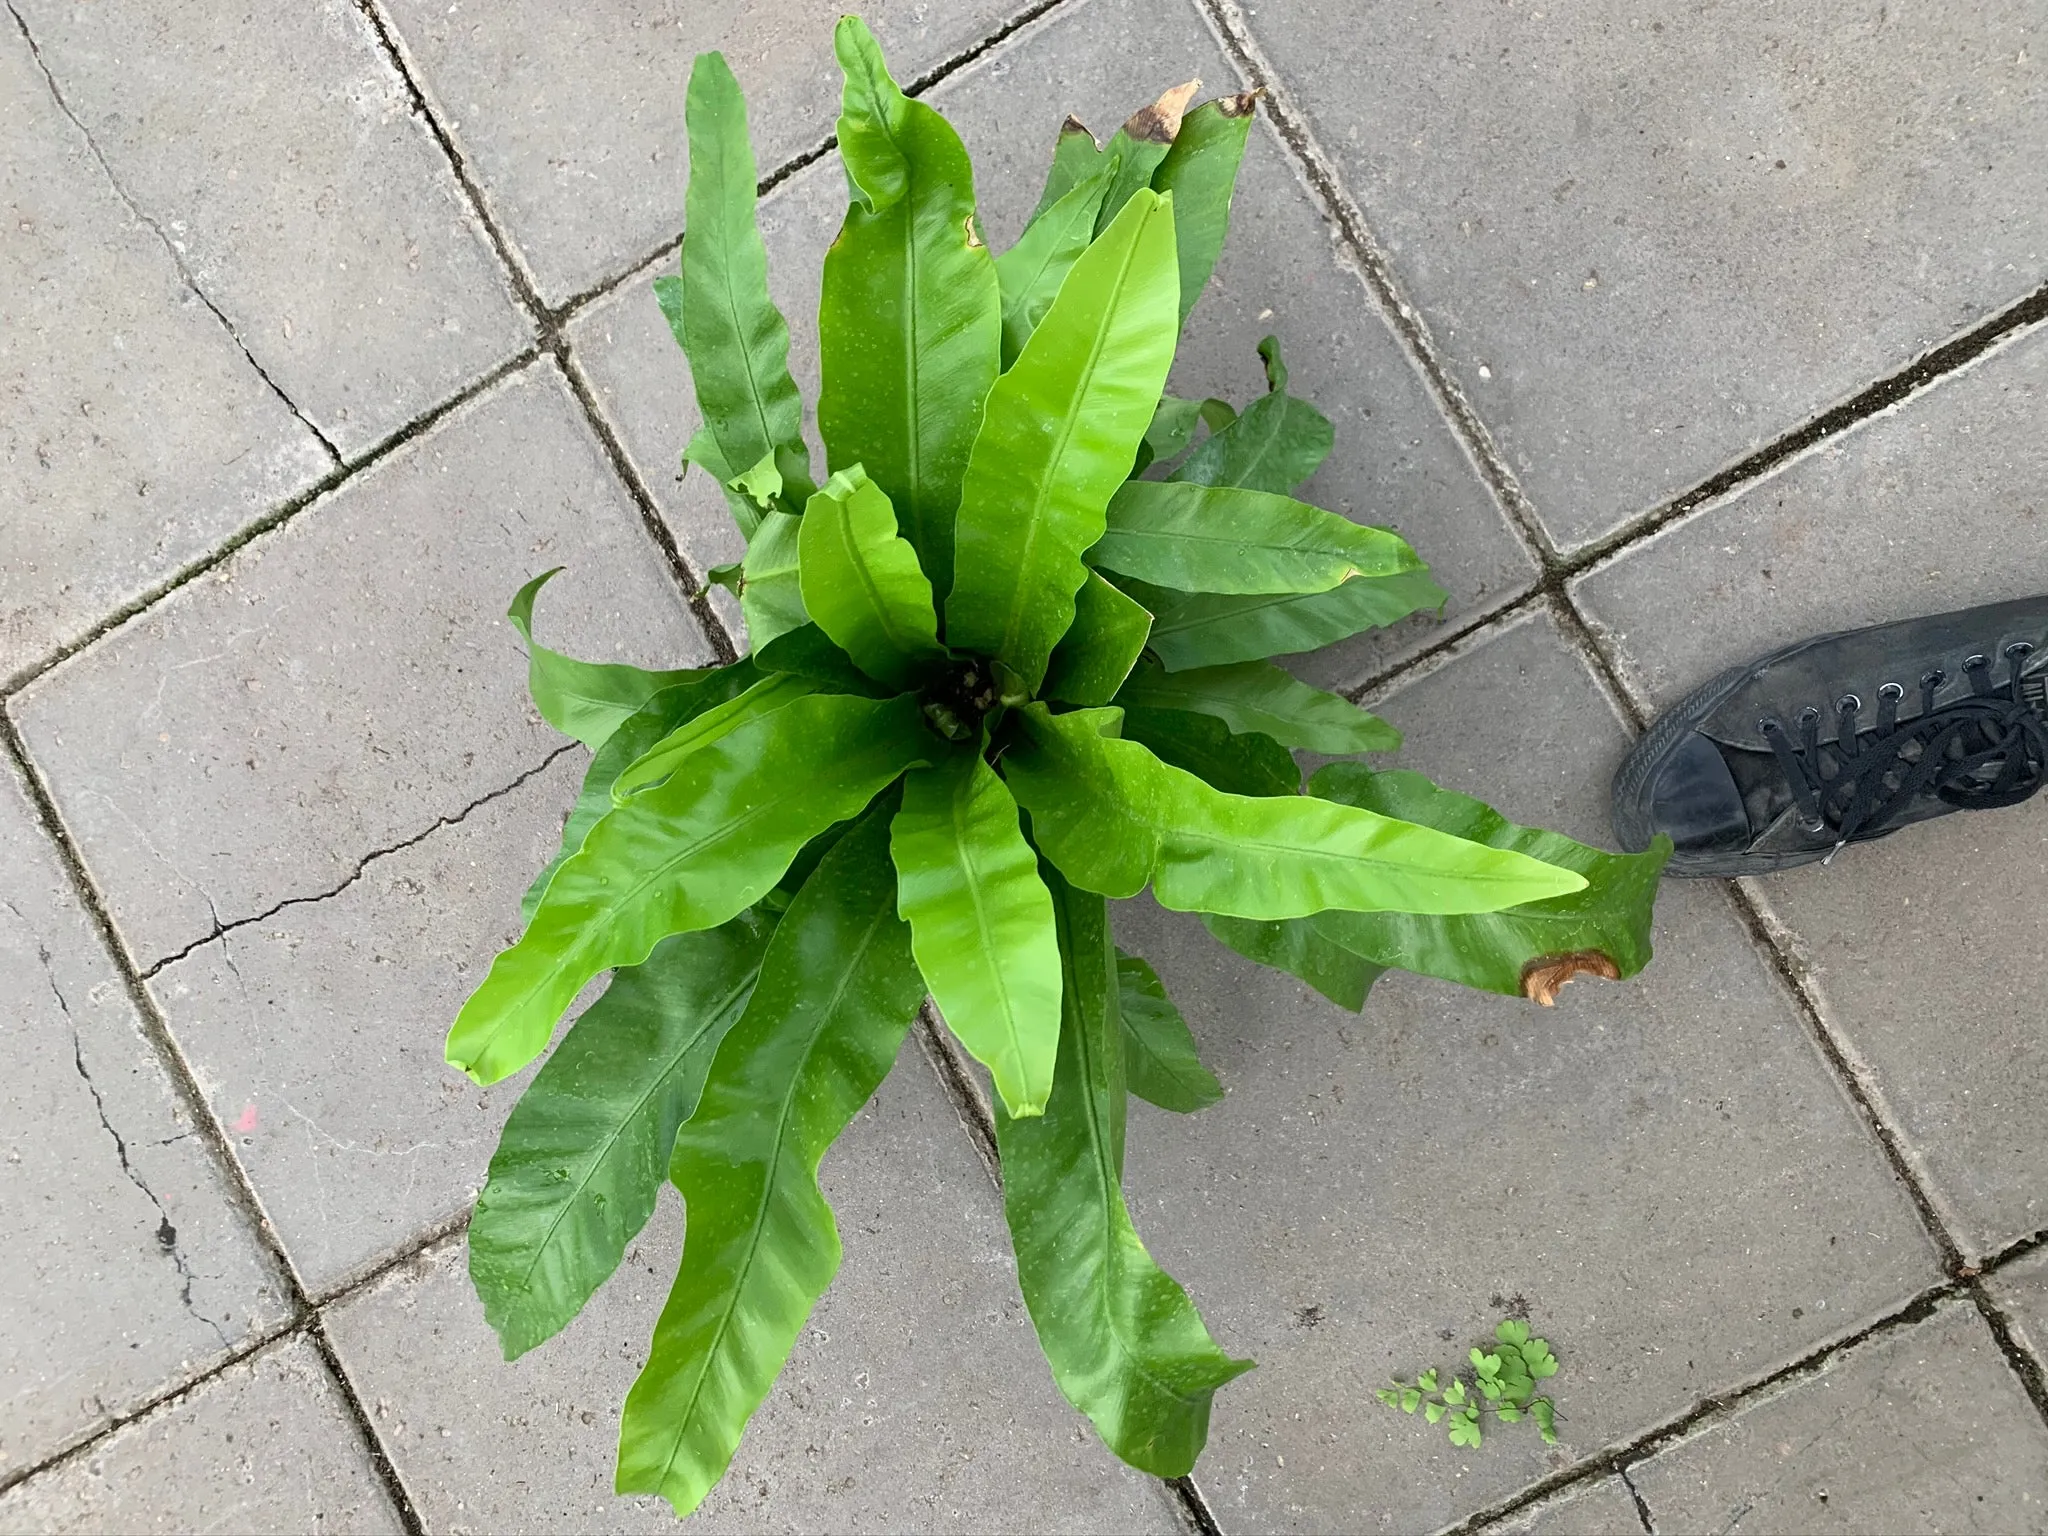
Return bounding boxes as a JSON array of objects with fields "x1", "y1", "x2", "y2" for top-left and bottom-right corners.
[
  {"x1": 950, "y1": 767, "x2": 1026, "y2": 1087},
  {"x1": 503, "y1": 967, "x2": 759, "y2": 1309},
  {"x1": 847, "y1": 47, "x2": 935, "y2": 550},
  {"x1": 836, "y1": 511, "x2": 925, "y2": 670},
  {"x1": 489, "y1": 735, "x2": 891, "y2": 1051},
  {"x1": 1121, "y1": 1014, "x2": 1210, "y2": 1102},
  {"x1": 654, "y1": 906, "x2": 894, "y2": 1493},
  {"x1": 1124, "y1": 685, "x2": 1380, "y2": 750},
  {"x1": 1151, "y1": 809, "x2": 1556, "y2": 894},
  {"x1": 1072, "y1": 967, "x2": 1213, "y2": 1413},
  {"x1": 702, "y1": 101, "x2": 787, "y2": 470},
  {"x1": 995, "y1": 209, "x2": 1156, "y2": 671}
]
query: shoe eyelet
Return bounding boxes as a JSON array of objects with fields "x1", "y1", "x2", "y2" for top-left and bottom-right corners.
[
  {"x1": 1964, "y1": 653, "x2": 1990, "y2": 671},
  {"x1": 1923, "y1": 668, "x2": 1948, "y2": 689},
  {"x1": 1835, "y1": 693, "x2": 1862, "y2": 714},
  {"x1": 1878, "y1": 681, "x2": 1906, "y2": 701},
  {"x1": 2008, "y1": 641, "x2": 2036, "y2": 660},
  {"x1": 1797, "y1": 706, "x2": 1822, "y2": 726},
  {"x1": 1758, "y1": 717, "x2": 1782, "y2": 735}
]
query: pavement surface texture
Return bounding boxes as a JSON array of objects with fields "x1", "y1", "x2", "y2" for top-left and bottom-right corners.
[{"x1": 2, "y1": 0, "x2": 2045, "y2": 1531}]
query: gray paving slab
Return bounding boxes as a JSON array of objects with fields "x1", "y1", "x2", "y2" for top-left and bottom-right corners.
[
  {"x1": 570, "y1": 0, "x2": 1535, "y2": 680},
  {"x1": 0, "y1": 21, "x2": 329, "y2": 682},
  {"x1": 1988, "y1": 1253, "x2": 2048, "y2": 1397},
  {"x1": 0, "y1": 1335, "x2": 402, "y2": 1535},
  {"x1": 1574, "y1": 322, "x2": 2048, "y2": 1260},
  {"x1": 1240, "y1": 0, "x2": 2048, "y2": 549},
  {"x1": 324, "y1": 1045, "x2": 1184, "y2": 1534},
  {"x1": 12, "y1": 360, "x2": 714, "y2": 972},
  {"x1": 0, "y1": 758, "x2": 287, "y2": 1481},
  {"x1": 9, "y1": 0, "x2": 531, "y2": 459},
  {"x1": 147, "y1": 752, "x2": 581, "y2": 1296},
  {"x1": 1483, "y1": 1477, "x2": 1646, "y2": 1536},
  {"x1": 1626, "y1": 1300, "x2": 2048, "y2": 1534},
  {"x1": 1109, "y1": 609, "x2": 1937, "y2": 1533},
  {"x1": 377, "y1": 0, "x2": 1045, "y2": 309}
]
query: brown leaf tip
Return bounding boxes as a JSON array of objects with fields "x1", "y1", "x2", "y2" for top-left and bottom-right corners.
[
  {"x1": 1218, "y1": 89, "x2": 1264, "y2": 118},
  {"x1": 1122, "y1": 79, "x2": 1202, "y2": 144},
  {"x1": 1058, "y1": 113, "x2": 1097, "y2": 145},
  {"x1": 1519, "y1": 950, "x2": 1622, "y2": 1007}
]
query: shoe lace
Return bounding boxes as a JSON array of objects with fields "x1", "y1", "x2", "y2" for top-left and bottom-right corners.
[{"x1": 1758, "y1": 643, "x2": 2047, "y2": 844}]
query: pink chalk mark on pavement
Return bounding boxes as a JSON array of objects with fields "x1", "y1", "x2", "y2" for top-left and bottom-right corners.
[{"x1": 232, "y1": 1103, "x2": 259, "y2": 1134}]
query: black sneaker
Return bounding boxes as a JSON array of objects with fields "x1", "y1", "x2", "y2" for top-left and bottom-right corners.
[{"x1": 1613, "y1": 596, "x2": 2048, "y2": 877}]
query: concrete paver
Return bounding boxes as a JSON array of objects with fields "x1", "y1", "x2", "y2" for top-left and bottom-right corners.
[
  {"x1": 1, "y1": 21, "x2": 329, "y2": 682},
  {"x1": 10, "y1": 0, "x2": 531, "y2": 459},
  {"x1": 1483, "y1": 1477, "x2": 1646, "y2": 1536},
  {"x1": 0, "y1": 1336, "x2": 402, "y2": 1535},
  {"x1": 377, "y1": 0, "x2": 1044, "y2": 308},
  {"x1": 0, "y1": 758, "x2": 287, "y2": 1481},
  {"x1": 147, "y1": 754, "x2": 581, "y2": 1296},
  {"x1": 1627, "y1": 1300, "x2": 2048, "y2": 1533},
  {"x1": 12, "y1": 361, "x2": 714, "y2": 972},
  {"x1": 1241, "y1": 0, "x2": 2048, "y2": 547},
  {"x1": 1575, "y1": 323, "x2": 2048, "y2": 1259},
  {"x1": 1111, "y1": 611, "x2": 1937, "y2": 1532},
  {"x1": 325, "y1": 1046, "x2": 1183, "y2": 1534}
]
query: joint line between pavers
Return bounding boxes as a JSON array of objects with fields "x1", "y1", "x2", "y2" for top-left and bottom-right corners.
[
  {"x1": 0, "y1": 893, "x2": 231, "y2": 1349},
  {"x1": 1166, "y1": 1472, "x2": 1227, "y2": 1536},
  {"x1": 136, "y1": 742, "x2": 577, "y2": 982},
  {"x1": 0, "y1": 715, "x2": 349, "y2": 1442},
  {"x1": 1188, "y1": 0, "x2": 1558, "y2": 570},
  {"x1": 1966, "y1": 1281, "x2": 2048, "y2": 1432},
  {"x1": 305, "y1": 1315, "x2": 429, "y2": 1533},
  {"x1": 0, "y1": 1317, "x2": 303, "y2": 1501},
  {"x1": 1444, "y1": 1281, "x2": 1963, "y2": 1535},
  {"x1": 554, "y1": 347, "x2": 742, "y2": 663},
  {"x1": 1544, "y1": 594, "x2": 1975, "y2": 1277},
  {"x1": 6, "y1": 1, "x2": 344, "y2": 466},
  {"x1": 1614, "y1": 1463, "x2": 1657, "y2": 1535},
  {"x1": 350, "y1": 0, "x2": 743, "y2": 668},
  {"x1": 1564, "y1": 289, "x2": 2048, "y2": 580},
  {"x1": 351, "y1": 0, "x2": 549, "y2": 319},
  {"x1": 2, "y1": 711, "x2": 435, "y2": 1536},
  {"x1": 912, "y1": 1005, "x2": 1002, "y2": 1189},
  {"x1": 0, "y1": 344, "x2": 545, "y2": 703},
  {"x1": 549, "y1": 0, "x2": 1093, "y2": 326}
]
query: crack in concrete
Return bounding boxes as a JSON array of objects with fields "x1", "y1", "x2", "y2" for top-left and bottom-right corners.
[
  {"x1": 6, "y1": 0, "x2": 343, "y2": 466},
  {"x1": 3, "y1": 897, "x2": 231, "y2": 1349},
  {"x1": 141, "y1": 743, "x2": 576, "y2": 980}
]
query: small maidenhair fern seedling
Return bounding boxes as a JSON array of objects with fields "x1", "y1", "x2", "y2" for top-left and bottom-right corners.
[
  {"x1": 1380, "y1": 1319, "x2": 1563, "y2": 1449},
  {"x1": 435, "y1": 15, "x2": 1670, "y2": 1522}
]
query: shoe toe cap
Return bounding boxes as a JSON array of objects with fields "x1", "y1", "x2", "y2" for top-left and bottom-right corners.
[{"x1": 1647, "y1": 731, "x2": 1751, "y2": 853}]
